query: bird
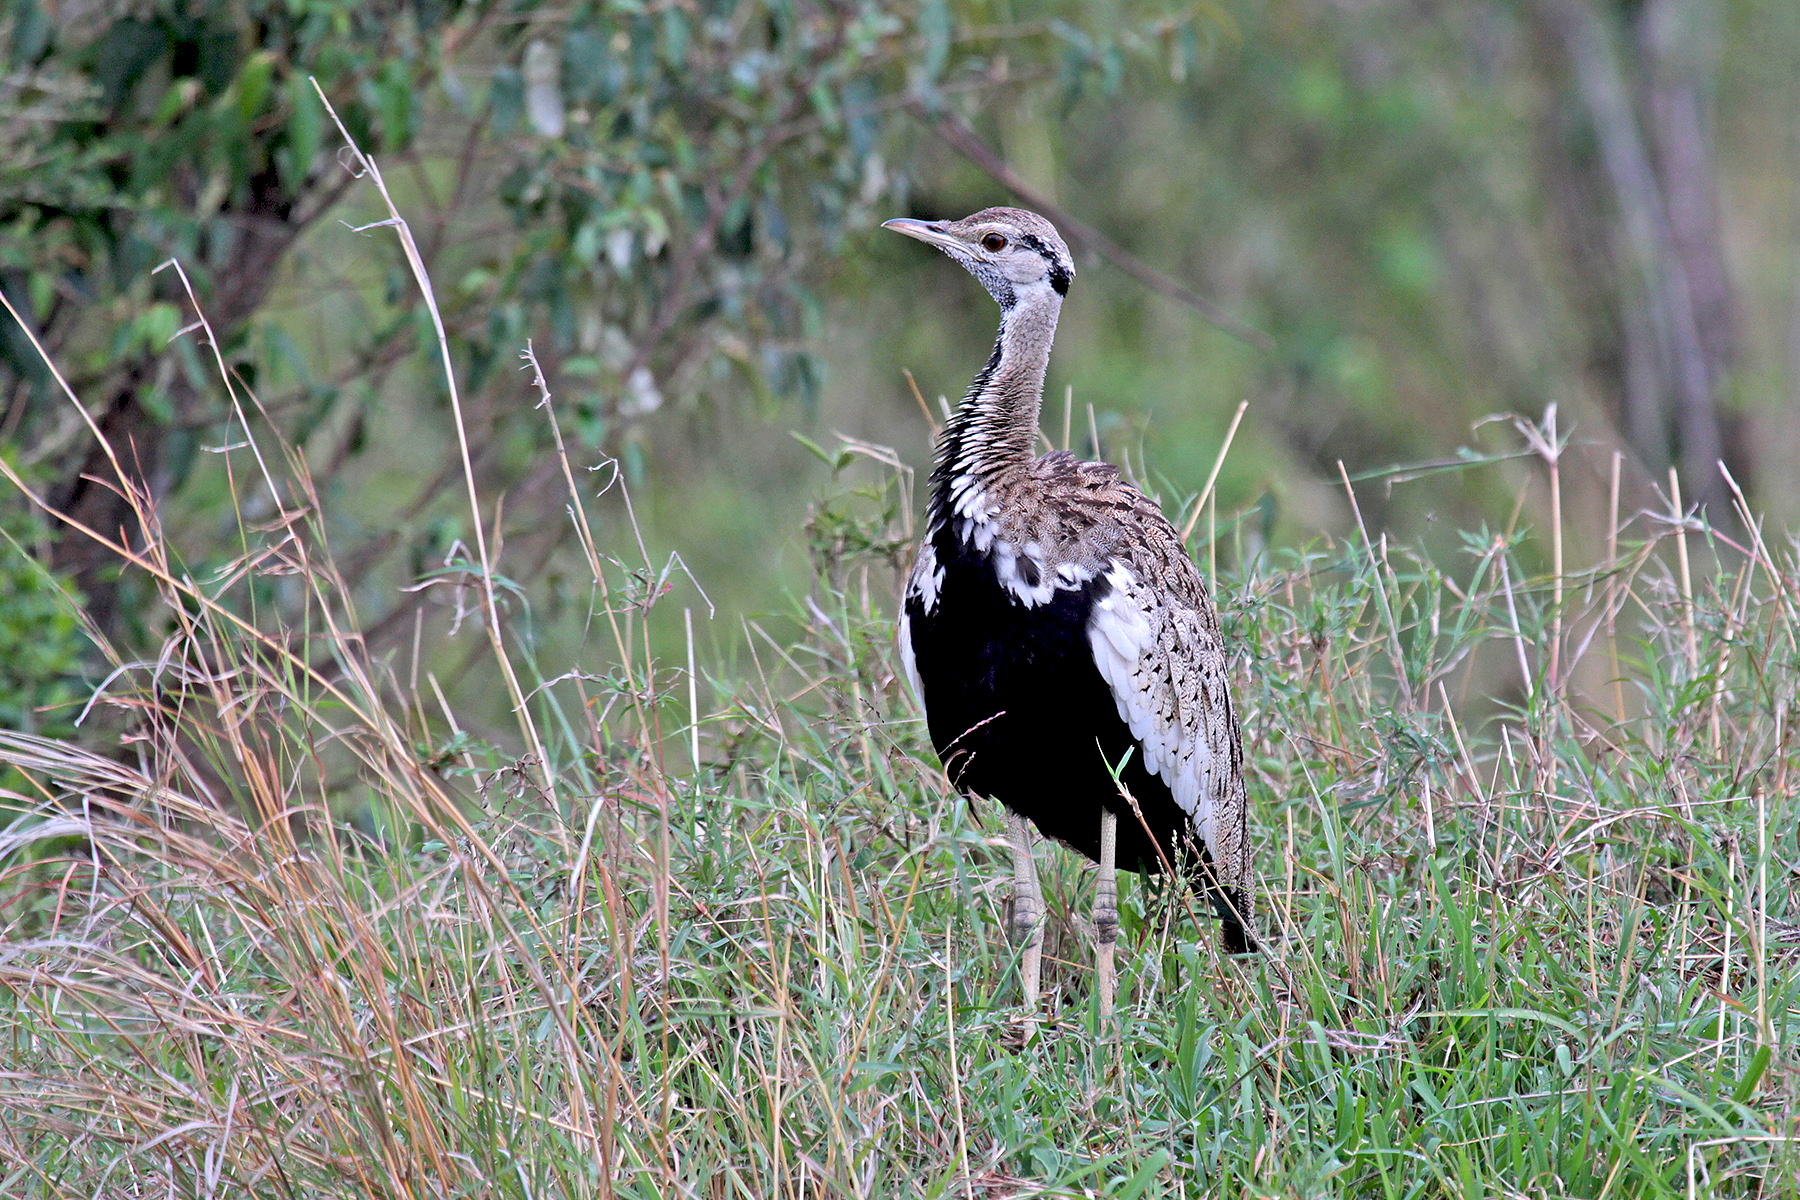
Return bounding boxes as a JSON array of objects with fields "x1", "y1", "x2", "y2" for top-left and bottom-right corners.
[{"x1": 884, "y1": 207, "x2": 1254, "y2": 1016}]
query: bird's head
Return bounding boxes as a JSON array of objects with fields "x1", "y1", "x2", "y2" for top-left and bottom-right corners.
[{"x1": 882, "y1": 207, "x2": 1073, "y2": 310}]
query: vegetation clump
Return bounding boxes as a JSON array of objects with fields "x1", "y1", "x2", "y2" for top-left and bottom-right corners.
[
  {"x1": 1, "y1": 6, "x2": 1796, "y2": 1192},
  {"x1": 1, "y1": 224, "x2": 1794, "y2": 1198}
]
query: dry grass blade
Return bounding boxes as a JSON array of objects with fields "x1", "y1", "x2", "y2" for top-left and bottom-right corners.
[{"x1": 309, "y1": 77, "x2": 552, "y2": 803}]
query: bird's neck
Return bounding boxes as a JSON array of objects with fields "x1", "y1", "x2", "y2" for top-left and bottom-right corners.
[{"x1": 929, "y1": 291, "x2": 1061, "y2": 523}]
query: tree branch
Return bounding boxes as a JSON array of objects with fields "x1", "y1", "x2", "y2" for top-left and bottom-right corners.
[{"x1": 911, "y1": 101, "x2": 1275, "y2": 354}]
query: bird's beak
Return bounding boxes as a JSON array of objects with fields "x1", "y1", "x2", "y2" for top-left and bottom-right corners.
[{"x1": 882, "y1": 217, "x2": 960, "y2": 251}]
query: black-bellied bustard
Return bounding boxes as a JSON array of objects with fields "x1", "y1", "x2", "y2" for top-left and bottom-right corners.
[{"x1": 886, "y1": 207, "x2": 1255, "y2": 1015}]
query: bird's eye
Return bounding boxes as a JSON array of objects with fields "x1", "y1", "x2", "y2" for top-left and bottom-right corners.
[{"x1": 981, "y1": 233, "x2": 1008, "y2": 252}]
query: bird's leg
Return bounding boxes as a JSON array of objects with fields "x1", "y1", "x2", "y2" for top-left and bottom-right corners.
[
  {"x1": 1005, "y1": 808, "x2": 1044, "y2": 1010},
  {"x1": 1095, "y1": 808, "x2": 1119, "y2": 1018}
]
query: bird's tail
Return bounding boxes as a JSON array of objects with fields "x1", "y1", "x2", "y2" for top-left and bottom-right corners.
[
  {"x1": 1212, "y1": 887, "x2": 1256, "y2": 954},
  {"x1": 1181, "y1": 840, "x2": 1256, "y2": 953}
]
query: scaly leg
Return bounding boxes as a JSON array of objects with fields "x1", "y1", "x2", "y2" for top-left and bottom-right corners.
[
  {"x1": 1095, "y1": 809, "x2": 1119, "y2": 1017},
  {"x1": 1005, "y1": 808, "x2": 1044, "y2": 1009}
]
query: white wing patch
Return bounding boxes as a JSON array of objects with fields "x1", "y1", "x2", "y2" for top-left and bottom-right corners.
[
  {"x1": 1086, "y1": 562, "x2": 1215, "y2": 839},
  {"x1": 955, "y1": 514, "x2": 999, "y2": 553},
  {"x1": 900, "y1": 542, "x2": 940, "y2": 708},
  {"x1": 898, "y1": 609, "x2": 923, "y2": 707},
  {"x1": 987, "y1": 536, "x2": 1096, "y2": 608},
  {"x1": 949, "y1": 473, "x2": 985, "y2": 519},
  {"x1": 991, "y1": 538, "x2": 1051, "y2": 606},
  {"x1": 942, "y1": 474, "x2": 1097, "y2": 608},
  {"x1": 907, "y1": 543, "x2": 945, "y2": 613},
  {"x1": 951, "y1": 475, "x2": 1001, "y2": 553}
]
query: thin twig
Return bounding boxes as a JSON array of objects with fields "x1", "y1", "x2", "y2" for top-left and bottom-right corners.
[
  {"x1": 1608, "y1": 449, "x2": 1625, "y2": 726},
  {"x1": 1179, "y1": 399, "x2": 1250, "y2": 544},
  {"x1": 1338, "y1": 461, "x2": 1413, "y2": 707},
  {"x1": 903, "y1": 368, "x2": 941, "y2": 438},
  {"x1": 914, "y1": 102, "x2": 1276, "y2": 352}
]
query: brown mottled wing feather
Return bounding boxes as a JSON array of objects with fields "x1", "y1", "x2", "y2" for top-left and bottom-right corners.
[{"x1": 1055, "y1": 460, "x2": 1254, "y2": 940}]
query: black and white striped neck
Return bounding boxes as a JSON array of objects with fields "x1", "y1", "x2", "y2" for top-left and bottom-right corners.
[{"x1": 927, "y1": 282, "x2": 1064, "y2": 532}]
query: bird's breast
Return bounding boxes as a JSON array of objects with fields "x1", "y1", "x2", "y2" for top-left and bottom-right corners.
[
  {"x1": 905, "y1": 525, "x2": 1110, "y2": 731},
  {"x1": 900, "y1": 524, "x2": 1201, "y2": 872}
]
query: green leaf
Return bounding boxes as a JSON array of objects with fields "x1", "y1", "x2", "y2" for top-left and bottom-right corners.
[
  {"x1": 790, "y1": 431, "x2": 834, "y2": 466},
  {"x1": 1110, "y1": 1148, "x2": 1170, "y2": 1198},
  {"x1": 11, "y1": 0, "x2": 50, "y2": 68},
  {"x1": 238, "y1": 51, "x2": 276, "y2": 121},
  {"x1": 490, "y1": 66, "x2": 523, "y2": 135},
  {"x1": 91, "y1": 17, "x2": 167, "y2": 111},
  {"x1": 1732, "y1": 1043, "x2": 1771, "y2": 1104},
  {"x1": 137, "y1": 301, "x2": 182, "y2": 353},
  {"x1": 1421, "y1": 1007, "x2": 1584, "y2": 1039},
  {"x1": 376, "y1": 58, "x2": 415, "y2": 149},
  {"x1": 848, "y1": 1060, "x2": 905, "y2": 1092},
  {"x1": 808, "y1": 83, "x2": 839, "y2": 131},
  {"x1": 28, "y1": 273, "x2": 53, "y2": 322},
  {"x1": 153, "y1": 77, "x2": 198, "y2": 126},
  {"x1": 287, "y1": 74, "x2": 322, "y2": 186}
]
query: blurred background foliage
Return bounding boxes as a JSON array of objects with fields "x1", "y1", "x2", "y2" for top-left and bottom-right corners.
[{"x1": 2, "y1": 0, "x2": 1797, "y2": 740}]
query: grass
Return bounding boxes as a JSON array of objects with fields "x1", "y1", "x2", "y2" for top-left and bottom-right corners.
[{"x1": 1, "y1": 131, "x2": 1797, "y2": 1198}]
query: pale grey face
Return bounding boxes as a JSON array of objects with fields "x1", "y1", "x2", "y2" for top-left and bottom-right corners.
[{"x1": 882, "y1": 207, "x2": 1074, "y2": 309}]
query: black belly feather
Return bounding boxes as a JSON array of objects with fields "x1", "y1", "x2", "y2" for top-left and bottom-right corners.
[{"x1": 906, "y1": 528, "x2": 1204, "y2": 879}]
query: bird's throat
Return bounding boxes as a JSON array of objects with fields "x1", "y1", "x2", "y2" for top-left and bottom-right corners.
[{"x1": 928, "y1": 292, "x2": 1062, "y2": 523}]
